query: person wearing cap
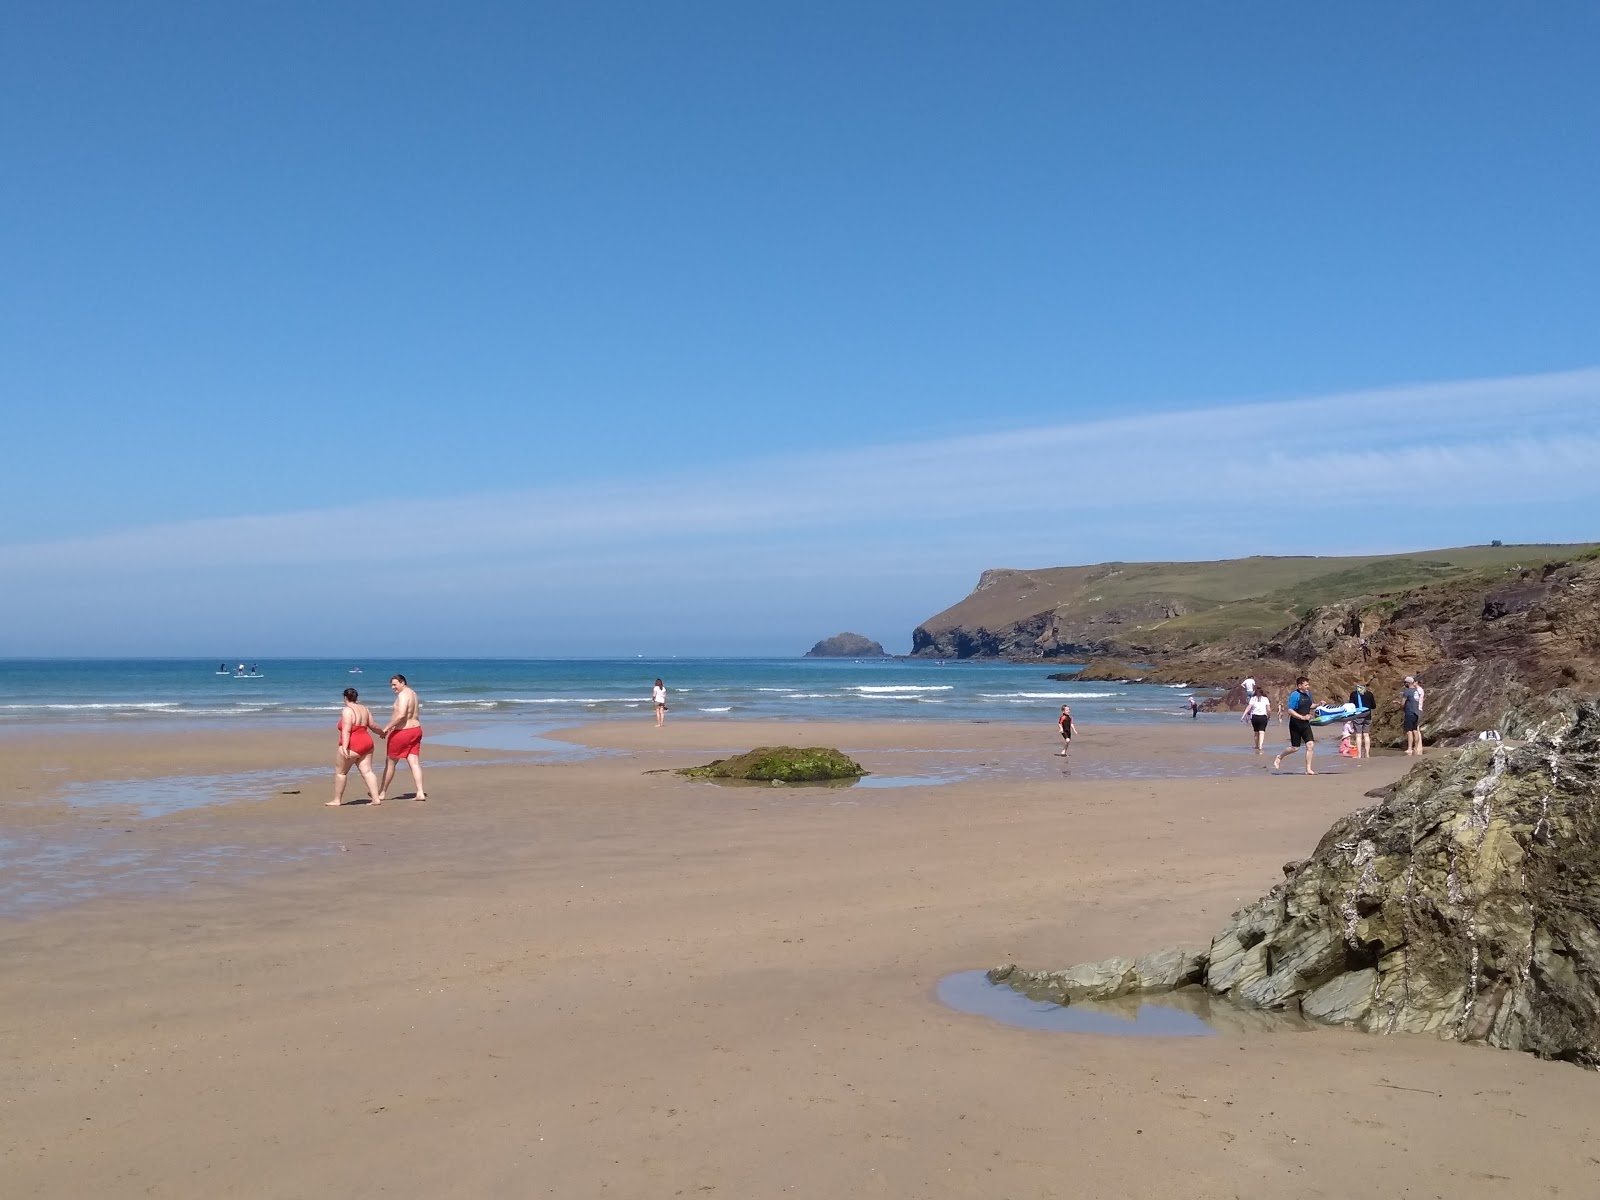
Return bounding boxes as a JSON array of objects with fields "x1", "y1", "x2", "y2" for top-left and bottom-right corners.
[
  {"x1": 1402, "y1": 675, "x2": 1425, "y2": 756},
  {"x1": 1349, "y1": 679, "x2": 1376, "y2": 759}
]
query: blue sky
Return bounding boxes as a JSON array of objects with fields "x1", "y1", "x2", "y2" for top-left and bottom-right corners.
[{"x1": 3, "y1": 3, "x2": 1597, "y2": 655}]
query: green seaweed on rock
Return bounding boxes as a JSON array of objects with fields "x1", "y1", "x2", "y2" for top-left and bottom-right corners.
[{"x1": 678, "y1": 746, "x2": 866, "y2": 784}]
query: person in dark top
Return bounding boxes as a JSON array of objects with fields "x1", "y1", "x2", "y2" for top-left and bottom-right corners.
[
  {"x1": 1189, "y1": 694, "x2": 1199, "y2": 719},
  {"x1": 1056, "y1": 704, "x2": 1075, "y2": 760},
  {"x1": 1403, "y1": 675, "x2": 1425, "y2": 756},
  {"x1": 1273, "y1": 676, "x2": 1317, "y2": 774},
  {"x1": 1348, "y1": 680, "x2": 1376, "y2": 760}
]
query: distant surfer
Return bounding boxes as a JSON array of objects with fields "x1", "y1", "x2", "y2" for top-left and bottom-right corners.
[
  {"x1": 653, "y1": 678, "x2": 667, "y2": 727},
  {"x1": 1243, "y1": 687, "x2": 1272, "y2": 755},
  {"x1": 1349, "y1": 679, "x2": 1376, "y2": 759},
  {"x1": 1402, "y1": 676, "x2": 1425, "y2": 756},
  {"x1": 328, "y1": 687, "x2": 383, "y2": 806},
  {"x1": 1056, "y1": 704, "x2": 1074, "y2": 759},
  {"x1": 379, "y1": 674, "x2": 427, "y2": 801},
  {"x1": 1273, "y1": 677, "x2": 1316, "y2": 774}
]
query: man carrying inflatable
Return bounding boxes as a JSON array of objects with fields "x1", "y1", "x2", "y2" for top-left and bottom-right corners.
[{"x1": 1273, "y1": 676, "x2": 1316, "y2": 775}]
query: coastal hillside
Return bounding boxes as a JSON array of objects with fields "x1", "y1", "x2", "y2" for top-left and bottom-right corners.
[{"x1": 910, "y1": 544, "x2": 1594, "y2": 660}]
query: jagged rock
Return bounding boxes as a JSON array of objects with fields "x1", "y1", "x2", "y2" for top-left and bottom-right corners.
[
  {"x1": 1133, "y1": 946, "x2": 1207, "y2": 990},
  {"x1": 994, "y1": 702, "x2": 1600, "y2": 1066},
  {"x1": 804, "y1": 632, "x2": 888, "y2": 658}
]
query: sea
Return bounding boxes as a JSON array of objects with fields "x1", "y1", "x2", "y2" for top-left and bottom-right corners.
[{"x1": 0, "y1": 658, "x2": 1207, "y2": 730}]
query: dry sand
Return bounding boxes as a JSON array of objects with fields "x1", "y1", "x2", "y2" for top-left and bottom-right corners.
[{"x1": 2, "y1": 718, "x2": 1595, "y2": 1197}]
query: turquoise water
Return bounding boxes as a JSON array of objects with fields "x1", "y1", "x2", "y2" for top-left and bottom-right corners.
[{"x1": 0, "y1": 658, "x2": 1208, "y2": 728}]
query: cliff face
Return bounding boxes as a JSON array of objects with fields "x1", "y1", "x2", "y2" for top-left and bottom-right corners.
[
  {"x1": 1261, "y1": 555, "x2": 1600, "y2": 745},
  {"x1": 909, "y1": 546, "x2": 1589, "y2": 662},
  {"x1": 910, "y1": 566, "x2": 1196, "y2": 659}
]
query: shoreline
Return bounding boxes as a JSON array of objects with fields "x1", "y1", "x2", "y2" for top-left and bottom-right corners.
[{"x1": 4, "y1": 717, "x2": 1588, "y2": 1197}]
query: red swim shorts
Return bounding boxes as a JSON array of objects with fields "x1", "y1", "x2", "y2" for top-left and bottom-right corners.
[{"x1": 387, "y1": 726, "x2": 423, "y2": 759}]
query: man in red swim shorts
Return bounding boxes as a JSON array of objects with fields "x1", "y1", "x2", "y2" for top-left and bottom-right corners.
[{"x1": 379, "y1": 673, "x2": 427, "y2": 801}]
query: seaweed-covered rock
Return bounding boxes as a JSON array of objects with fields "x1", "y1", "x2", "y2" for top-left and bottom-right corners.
[
  {"x1": 995, "y1": 701, "x2": 1600, "y2": 1066},
  {"x1": 678, "y1": 746, "x2": 866, "y2": 784}
]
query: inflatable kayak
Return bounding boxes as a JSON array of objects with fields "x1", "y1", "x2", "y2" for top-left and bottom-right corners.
[{"x1": 1311, "y1": 702, "x2": 1371, "y2": 726}]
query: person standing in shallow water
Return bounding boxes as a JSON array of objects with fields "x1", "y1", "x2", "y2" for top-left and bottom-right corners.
[
  {"x1": 1056, "y1": 704, "x2": 1075, "y2": 759},
  {"x1": 653, "y1": 678, "x2": 667, "y2": 727},
  {"x1": 1243, "y1": 687, "x2": 1272, "y2": 755},
  {"x1": 1274, "y1": 676, "x2": 1317, "y2": 774}
]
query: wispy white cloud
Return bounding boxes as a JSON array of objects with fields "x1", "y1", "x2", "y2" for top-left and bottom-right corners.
[{"x1": 4, "y1": 366, "x2": 1598, "y2": 652}]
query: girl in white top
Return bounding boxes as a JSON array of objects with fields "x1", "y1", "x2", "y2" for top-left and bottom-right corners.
[
  {"x1": 1243, "y1": 690, "x2": 1273, "y2": 755},
  {"x1": 652, "y1": 679, "x2": 667, "y2": 727}
]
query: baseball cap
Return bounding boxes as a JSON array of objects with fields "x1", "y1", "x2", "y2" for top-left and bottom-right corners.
[{"x1": 1404, "y1": 675, "x2": 1416, "y2": 683}]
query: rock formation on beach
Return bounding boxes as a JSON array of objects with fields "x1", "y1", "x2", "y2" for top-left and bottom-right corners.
[
  {"x1": 804, "y1": 632, "x2": 889, "y2": 658},
  {"x1": 990, "y1": 704, "x2": 1600, "y2": 1066},
  {"x1": 678, "y1": 746, "x2": 866, "y2": 783}
]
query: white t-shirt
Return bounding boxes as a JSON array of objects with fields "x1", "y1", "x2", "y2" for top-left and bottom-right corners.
[
  {"x1": 652, "y1": 685, "x2": 666, "y2": 705},
  {"x1": 1242, "y1": 677, "x2": 1256, "y2": 695},
  {"x1": 1247, "y1": 695, "x2": 1271, "y2": 717}
]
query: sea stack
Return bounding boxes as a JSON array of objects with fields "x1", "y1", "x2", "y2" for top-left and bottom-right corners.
[{"x1": 805, "y1": 632, "x2": 888, "y2": 658}]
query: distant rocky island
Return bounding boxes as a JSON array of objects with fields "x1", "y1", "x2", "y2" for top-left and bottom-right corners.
[
  {"x1": 910, "y1": 543, "x2": 1600, "y2": 747},
  {"x1": 805, "y1": 632, "x2": 888, "y2": 658}
]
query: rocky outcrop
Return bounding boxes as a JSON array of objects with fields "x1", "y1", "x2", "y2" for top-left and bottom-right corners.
[
  {"x1": 678, "y1": 747, "x2": 865, "y2": 783},
  {"x1": 804, "y1": 632, "x2": 888, "y2": 658},
  {"x1": 909, "y1": 548, "x2": 1591, "y2": 681},
  {"x1": 1060, "y1": 659, "x2": 1149, "y2": 683},
  {"x1": 1258, "y1": 554, "x2": 1600, "y2": 746},
  {"x1": 991, "y1": 703, "x2": 1600, "y2": 1066}
]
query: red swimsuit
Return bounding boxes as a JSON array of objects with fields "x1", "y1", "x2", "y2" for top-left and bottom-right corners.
[{"x1": 338, "y1": 710, "x2": 375, "y2": 757}]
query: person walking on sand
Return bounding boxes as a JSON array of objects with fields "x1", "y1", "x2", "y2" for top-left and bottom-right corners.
[
  {"x1": 1056, "y1": 704, "x2": 1075, "y2": 759},
  {"x1": 1274, "y1": 676, "x2": 1317, "y2": 774},
  {"x1": 1402, "y1": 675, "x2": 1425, "y2": 756},
  {"x1": 1243, "y1": 687, "x2": 1272, "y2": 755},
  {"x1": 1349, "y1": 679, "x2": 1376, "y2": 760},
  {"x1": 379, "y1": 674, "x2": 427, "y2": 801},
  {"x1": 1242, "y1": 676, "x2": 1256, "y2": 698},
  {"x1": 329, "y1": 687, "x2": 383, "y2": 806},
  {"x1": 1189, "y1": 694, "x2": 1199, "y2": 719},
  {"x1": 652, "y1": 678, "x2": 667, "y2": 727}
]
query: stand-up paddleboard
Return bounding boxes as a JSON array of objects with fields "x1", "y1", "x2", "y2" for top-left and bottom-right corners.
[{"x1": 1311, "y1": 702, "x2": 1370, "y2": 726}]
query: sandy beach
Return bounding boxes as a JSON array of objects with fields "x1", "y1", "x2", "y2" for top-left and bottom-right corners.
[{"x1": 2, "y1": 718, "x2": 1595, "y2": 1197}]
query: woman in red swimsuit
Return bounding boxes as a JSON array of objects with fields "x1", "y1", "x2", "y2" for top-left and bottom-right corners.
[{"x1": 329, "y1": 687, "x2": 383, "y2": 806}]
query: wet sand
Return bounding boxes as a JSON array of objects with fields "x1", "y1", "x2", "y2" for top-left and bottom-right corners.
[{"x1": 2, "y1": 718, "x2": 1595, "y2": 1197}]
